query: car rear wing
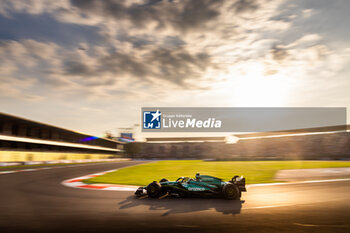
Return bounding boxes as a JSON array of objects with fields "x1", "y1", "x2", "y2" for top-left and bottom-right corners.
[{"x1": 231, "y1": 176, "x2": 246, "y2": 192}]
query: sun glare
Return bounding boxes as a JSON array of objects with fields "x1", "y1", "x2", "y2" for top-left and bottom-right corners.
[{"x1": 231, "y1": 63, "x2": 290, "y2": 106}]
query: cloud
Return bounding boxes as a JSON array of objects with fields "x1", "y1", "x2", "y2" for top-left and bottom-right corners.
[
  {"x1": 62, "y1": 46, "x2": 211, "y2": 87},
  {"x1": 271, "y1": 45, "x2": 289, "y2": 61},
  {"x1": 0, "y1": 76, "x2": 43, "y2": 101},
  {"x1": 0, "y1": 0, "x2": 69, "y2": 16},
  {"x1": 69, "y1": 0, "x2": 226, "y2": 33},
  {"x1": 231, "y1": 0, "x2": 259, "y2": 13},
  {"x1": 0, "y1": 0, "x2": 295, "y2": 99},
  {"x1": 1, "y1": 1, "x2": 348, "y2": 100}
]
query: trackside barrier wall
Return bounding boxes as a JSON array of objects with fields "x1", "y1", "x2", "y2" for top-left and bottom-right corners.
[{"x1": 0, "y1": 151, "x2": 115, "y2": 162}]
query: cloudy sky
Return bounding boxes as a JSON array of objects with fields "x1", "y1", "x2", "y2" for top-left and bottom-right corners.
[{"x1": 0, "y1": 0, "x2": 349, "y2": 138}]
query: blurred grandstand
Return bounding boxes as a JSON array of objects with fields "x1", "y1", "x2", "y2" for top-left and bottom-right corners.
[
  {"x1": 2, "y1": 111, "x2": 349, "y2": 162},
  {"x1": 0, "y1": 112, "x2": 124, "y2": 162},
  {"x1": 130, "y1": 126, "x2": 350, "y2": 160}
]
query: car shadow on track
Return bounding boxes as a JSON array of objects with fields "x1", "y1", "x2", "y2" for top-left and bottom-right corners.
[{"x1": 118, "y1": 196, "x2": 244, "y2": 216}]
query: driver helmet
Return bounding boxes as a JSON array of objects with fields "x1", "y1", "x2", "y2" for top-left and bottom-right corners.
[{"x1": 196, "y1": 173, "x2": 200, "y2": 180}]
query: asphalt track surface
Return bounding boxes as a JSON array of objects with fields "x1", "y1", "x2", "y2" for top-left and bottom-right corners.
[{"x1": 0, "y1": 161, "x2": 349, "y2": 233}]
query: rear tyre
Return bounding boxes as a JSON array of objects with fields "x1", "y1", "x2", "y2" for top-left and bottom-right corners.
[
  {"x1": 146, "y1": 182, "x2": 162, "y2": 198},
  {"x1": 223, "y1": 183, "x2": 240, "y2": 200}
]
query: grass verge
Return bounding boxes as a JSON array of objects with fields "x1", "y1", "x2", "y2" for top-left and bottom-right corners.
[{"x1": 84, "y1": 160, "x2": 350, "y2": 186}]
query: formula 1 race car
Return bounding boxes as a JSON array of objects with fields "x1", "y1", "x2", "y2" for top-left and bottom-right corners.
[{"x1": 135, "y1": 173, "x2": 246, "y2": 200}]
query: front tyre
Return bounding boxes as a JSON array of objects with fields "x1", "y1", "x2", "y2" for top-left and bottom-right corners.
[
  {"x1": 146, "y1": 182, "x2": 162, "y2": 198},
  {"x1": 223, "y1": 183, "x2": 240, "y2": 200}
]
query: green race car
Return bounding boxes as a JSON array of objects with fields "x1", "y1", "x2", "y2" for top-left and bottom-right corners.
[{"x1": 135, "y1": 173, "x2": 246, "y2": 200}]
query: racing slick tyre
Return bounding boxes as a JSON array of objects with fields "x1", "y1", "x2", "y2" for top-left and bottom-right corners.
[
  {"x1": 146, "y1": 182, "x2": 162, "y2": 198},
  {"x1": 223, "y1": 183, "x2": 240, "y2": 200}
]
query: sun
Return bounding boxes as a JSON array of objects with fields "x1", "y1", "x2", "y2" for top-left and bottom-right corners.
[{"x1": 230, "y1": 63, "x2": 291, "y2": 107}]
